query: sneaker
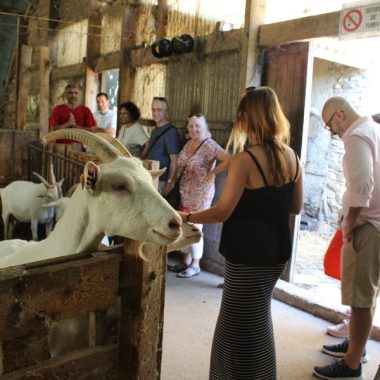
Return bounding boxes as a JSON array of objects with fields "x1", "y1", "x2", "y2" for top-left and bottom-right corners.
[
  {"x1": 322, "y1": 339, "x2": 369, "y2": 363},
  {"x1": 313, "y1": 359, "x2": 363, "y2": 379},
  {"x1": 326, "y1": 319, "x2": 350, "y2": 338}
]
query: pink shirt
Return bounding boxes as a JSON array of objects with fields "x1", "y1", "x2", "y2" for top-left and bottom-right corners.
[
  {"x1": 177, "y1": 139, "x2": 224, "y2": 211},
  {"x1": 341, "y1": 115, "x2": 380, "y2": 232}
]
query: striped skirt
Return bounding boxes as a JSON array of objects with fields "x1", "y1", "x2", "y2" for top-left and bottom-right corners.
[{"x1": 210, "y1": 260, "x2": 286, "y2": 380}]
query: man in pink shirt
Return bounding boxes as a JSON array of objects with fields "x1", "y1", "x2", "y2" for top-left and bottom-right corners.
[
  {"x1": 314, "y1": 97, "x2": 380, "y2": 380},
  {"x1": 49, "y1": 84, "x2": 96, "y2": 144}
]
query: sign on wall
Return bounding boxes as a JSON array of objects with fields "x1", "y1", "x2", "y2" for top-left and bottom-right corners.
[{"x1": 340, "y1": 2, "x2": 380, "y2": 38}]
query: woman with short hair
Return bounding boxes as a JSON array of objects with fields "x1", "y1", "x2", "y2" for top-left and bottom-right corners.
[{"x1": 117, "y1": 102, "x2": 149, "y2": 158}]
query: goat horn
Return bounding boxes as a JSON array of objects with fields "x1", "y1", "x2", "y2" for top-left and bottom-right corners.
[
  {"x1": 42, "y1": 129, "x2": 122, "y2": 163},
  {"x1": 96, "y1": 133, "x2": 132, "y2": 158},
  {"x1": 50, "y1": 164, "x2": 57, "y2": 185},
  {"x1": 33, "y1": 172, "x2": 50, "y2": 187}
]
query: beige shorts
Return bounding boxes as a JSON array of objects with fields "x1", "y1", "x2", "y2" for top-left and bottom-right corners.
[{"x1": 341, "y1": 223, "x2": 380, "y2": 308}]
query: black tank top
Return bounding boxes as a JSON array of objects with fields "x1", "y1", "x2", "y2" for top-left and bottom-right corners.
[{"x1": 219, "y1": 149, "x2": 299, "y2": 266}]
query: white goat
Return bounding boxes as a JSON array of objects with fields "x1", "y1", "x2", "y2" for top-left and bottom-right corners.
[
  {"x1": 0, "y1": 166, "x2": 64, "y2": 241},
  {"x1": 42, "y1": 197, "x2": 70, "y2": 222},
  {"x1": 0, "y1": 129, "x2": 187, "y2": 269}
]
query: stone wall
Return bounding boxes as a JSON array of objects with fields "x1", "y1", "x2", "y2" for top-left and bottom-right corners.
[{"x1": 303, "y1": 58, "x2": 370, "y2": 233}]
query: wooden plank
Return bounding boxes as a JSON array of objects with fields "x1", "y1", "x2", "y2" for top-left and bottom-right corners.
[
  {"x1": 129, "y1": 29, "x2": 244, "y2": 68},
  {"x1": 259, "y1": 11, "x2": 340, "y2": 47},
  {"x1": 1, "y1": 345, "x2": 118, "y2": 379},
  {"x1": 39, "y1": 47, "x2": 51, "y2": 138},
  {"x1": 50, "y1": 63, "x2": 87, "y2": 81},
  {"x1": 95, "y1": 51, "x2": 121, "y2": 72},
  {"x1": 239, "y1": 0, "x2": 266, "y2": 93},
  {"x1": 1, "y1": 335, "x2": 50, "y2": 374},
  {"x1": 118, "y1": 239, "x2": 167, "y2": 379},
  {"x1": 156, "y1": 0, "x2": 168, "y2": 39},
  {"x1": 16, "y1": 45, "x2": 33, "y2": 130},
  {"x1": 118, "y1": 4, "x2": 141, "y2": 103},
  {"x1": 0, "y1": 254, "x2": 120, "y2": 339}
]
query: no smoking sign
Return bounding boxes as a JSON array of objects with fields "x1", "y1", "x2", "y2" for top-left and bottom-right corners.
[
  {"x1": 340, "y1": 3, "x2": 380, "y2": 38},
  {"x1": 343, "y1": 9, "x2": 363, "y2": 32}
]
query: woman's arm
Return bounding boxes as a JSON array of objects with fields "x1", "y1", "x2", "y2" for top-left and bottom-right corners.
[
  {"x1": 290, "y1": 156, "x2": 303, "y2": 215},
  {"x1": 179, "y1": 153, "x2": 248, "y2": 224},
  {"x1": 206, "y1": 151, "x2": 231, "y2": 179}
]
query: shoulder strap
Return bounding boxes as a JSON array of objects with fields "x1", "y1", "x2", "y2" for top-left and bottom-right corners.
[
  {"x1": 147, "y1": 126, "x2": 174, "y2": 154},
  {"x1": 244, "y1": 150, "x2": 268, "y2": 186},
  {"x1": 293, "y1": 150, "x2": 299, "y2": 181}
]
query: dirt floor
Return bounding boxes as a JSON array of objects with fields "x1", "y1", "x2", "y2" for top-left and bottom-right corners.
[{"x1": 295, "y1": 229, "x2": 335, "y2": 286}]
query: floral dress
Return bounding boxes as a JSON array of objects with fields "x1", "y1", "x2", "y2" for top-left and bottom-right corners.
[{"x1": 177, "y1": 139, "x2": 224, "y2": 212}]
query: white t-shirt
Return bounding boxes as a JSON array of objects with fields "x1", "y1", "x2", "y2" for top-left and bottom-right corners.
[
  {"x1": 94, "y1": 109, "x2": 117, "y2": 137},
  {"x1": 117, "y1": 122, "x2": 149, "y2": 157}
]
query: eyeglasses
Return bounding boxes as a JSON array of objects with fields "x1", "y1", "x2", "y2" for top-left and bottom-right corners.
[{"x1": 324, "y1": 112, "x2": 336, "y2": 132}]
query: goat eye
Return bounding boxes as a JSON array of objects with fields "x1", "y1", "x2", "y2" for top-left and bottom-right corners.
[{"x1": 111, "y1": 183, "x2": 127, "y2": 191}]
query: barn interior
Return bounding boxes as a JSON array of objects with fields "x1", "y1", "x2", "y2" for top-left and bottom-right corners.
[{"x1": 0, "y1": 0, "x2": 380, "y2": 378}]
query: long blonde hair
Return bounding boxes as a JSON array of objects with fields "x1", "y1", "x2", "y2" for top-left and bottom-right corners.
[{"x1": 227, "y1": 86, "x2": 291, "y2": 186}]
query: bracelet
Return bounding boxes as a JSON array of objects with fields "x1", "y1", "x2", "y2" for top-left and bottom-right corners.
[{"x1": 186, "y1": 212, "x2": 192, "y2": 223}]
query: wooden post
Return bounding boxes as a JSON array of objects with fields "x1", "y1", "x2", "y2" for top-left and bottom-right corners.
[
  {"x1": 85, "y1": 5, "x2": 102, "y2": 109},
  {"x1": 118, "y1": 4, "x2": 141, "y2": 104},
  {"x1": 16, "y1": 45, "x2": 32, "y2": 130},
  {"x1": 39, "y1": 47, "x2": 51, "y2": 137},
  {"x1": 156, "y1": 0, "x2": 168, "y2": 39},
  {"x1": 238, "y1": 0, "x2": 266, "y2": 94},
  {"x1": 118, "y1": 160, "x2": 165, "y2": 379}
]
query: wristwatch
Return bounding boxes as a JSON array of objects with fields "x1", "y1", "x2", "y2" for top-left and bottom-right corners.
[{"x1": 167, "y1": 179, "x2": 173, "y2": 183}]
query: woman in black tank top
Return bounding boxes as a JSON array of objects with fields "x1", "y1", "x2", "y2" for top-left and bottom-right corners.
[{"x1": 179, "y1": 87, "x2": 303, "y2": 380}]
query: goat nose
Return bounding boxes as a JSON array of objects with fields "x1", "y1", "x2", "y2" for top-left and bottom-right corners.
[{"x1": 169, "y1": 215, "x2": 182, "y2": 230}]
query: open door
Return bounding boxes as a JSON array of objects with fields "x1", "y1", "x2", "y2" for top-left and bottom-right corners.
[{"x1": 262, "y1": 41, "x2": 314, "y2": 281}]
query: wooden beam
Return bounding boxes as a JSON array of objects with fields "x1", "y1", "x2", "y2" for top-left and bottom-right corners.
[
  {"x1": 156, "y1": 0, "x2": 168, "y2": 39},
  {"x1": 118, "y1": 4, "x2": 141, "y2": 103},
  {"x1": 85, "y1": 6, "x2": 102, "y2": 109},
  {"x1": 239, "y1": 0, "x2": 266, "y2": 93},
  {"x1": 129, "y1": 29, "x2": 244, "y2": 68},
  {"x1": 50, "y1": 63, "x2": 87, "y2": 81},
  {"x1": 16, "y1": 45, "x2": 32, "y2": 130},
  {"x1": 39, "y1": 47, "x2": 51, "y2": 137},
  {"x1": 259, "y1": 11, "x2": 340, "y2": 47},
  {"x1": 95, "y1": 51, "x2": 121, "y2": 73}
]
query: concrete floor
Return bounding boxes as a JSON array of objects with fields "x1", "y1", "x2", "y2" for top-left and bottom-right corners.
[{"x1": 162, "y1": 268, "x2": 380, "y2": 380}]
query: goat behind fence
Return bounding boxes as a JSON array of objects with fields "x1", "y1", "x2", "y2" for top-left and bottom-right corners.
[{"x1": 27, "y1": 142, "x2": 85, "y2": 195}]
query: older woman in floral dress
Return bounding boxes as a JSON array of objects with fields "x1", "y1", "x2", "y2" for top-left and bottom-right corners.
[{"x1": 168, "y1": 114, "x2": 230, "y2": 278}]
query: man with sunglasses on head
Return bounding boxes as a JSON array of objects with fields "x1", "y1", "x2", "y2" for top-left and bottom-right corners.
[
  {"x1": 141, "y1": 96, "x2": 181, "y2": 195},
  {"x1": 49, "y1": 84, "x2": 96, "y2": 145},
  {"x1": 313, "y1": 97, "x2": 380, "y2": 380}
]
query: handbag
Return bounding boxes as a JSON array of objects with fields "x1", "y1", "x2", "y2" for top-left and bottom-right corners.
[
  {"x1": 323, "y1": 229, "x2": 343, "y2": 280},
  {"x1": 164, "y1": 138, "x2": 209, "y2": 209}
]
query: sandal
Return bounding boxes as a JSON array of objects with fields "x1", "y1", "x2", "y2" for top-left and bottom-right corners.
[
  {"x1": 177, "y1": 266, "x2": 201, "y2": 278},
  {"x1": 167, "y1": 263, "x2": 190, "y2": 273}
]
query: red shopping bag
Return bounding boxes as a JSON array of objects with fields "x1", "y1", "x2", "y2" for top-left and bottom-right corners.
[{"x1": 323, "y1": 229, "x2": 343, "y2": 280}]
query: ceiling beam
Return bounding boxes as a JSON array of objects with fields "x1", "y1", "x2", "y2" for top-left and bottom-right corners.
[{"x1": 259, "y1": 11, "x2": 340, "y2": 47}]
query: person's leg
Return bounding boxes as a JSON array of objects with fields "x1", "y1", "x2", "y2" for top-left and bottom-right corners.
[{"x1": 344, "y1": 306, "x2": 373, "y2": 369}]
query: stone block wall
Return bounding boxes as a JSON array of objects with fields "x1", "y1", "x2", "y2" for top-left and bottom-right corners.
[{"x1": 303, "y1": 58, "x2": 372, "y2": 233}]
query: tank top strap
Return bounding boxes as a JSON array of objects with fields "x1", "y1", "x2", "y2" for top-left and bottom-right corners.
[
  {"x1": 244, "y1": 150, "x2": 268, "y2": 186},
  {"x1": 293, "y1": 150, "x2": 299, "y2": 181}
]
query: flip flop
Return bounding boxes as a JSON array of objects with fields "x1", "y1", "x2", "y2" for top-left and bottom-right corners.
[
  {"x1": 167, "y1": 263, "x2": 190, "y2": 273},
  {"x1": 177, "y1": 266, "x2": 201, "y2": 278}
]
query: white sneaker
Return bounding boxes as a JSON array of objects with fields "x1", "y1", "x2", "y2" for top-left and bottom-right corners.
[{"x1": 326, "y1": 319, "x2": 350, "y2": 338}]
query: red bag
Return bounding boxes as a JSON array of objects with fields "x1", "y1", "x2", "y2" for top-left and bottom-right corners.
[{"x1": 323, "y1": 229, "x2": 343, "y2": 280}]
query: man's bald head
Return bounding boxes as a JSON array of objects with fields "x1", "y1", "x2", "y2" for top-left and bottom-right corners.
[{"x1": 322, "y1": 97, "x2": 360, "y2": 138}]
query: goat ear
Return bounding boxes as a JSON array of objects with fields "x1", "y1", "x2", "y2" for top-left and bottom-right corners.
[
  {"x1": 149, "y1": 167, "x2": 167, "y2": 179},
  {"x1": 83, "y1": 161, "x2": 101, "y2": 192}
]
